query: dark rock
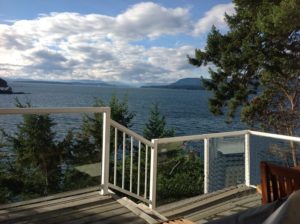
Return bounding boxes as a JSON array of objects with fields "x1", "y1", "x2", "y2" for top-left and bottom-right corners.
[
  {"x1": 0, "y1": 78, "x2": 25, "y2": 94},
  {"x1": 0, "y1": 78, "x2": 13, "y2": 94}
]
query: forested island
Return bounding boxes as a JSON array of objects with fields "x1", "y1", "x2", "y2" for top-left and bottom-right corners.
[
  {"x1": 0, "y1": 78, "x2": 24, "y2": 94},
  {"x1": 0, "y1": 78, "x2": 12, "y2": 94}
]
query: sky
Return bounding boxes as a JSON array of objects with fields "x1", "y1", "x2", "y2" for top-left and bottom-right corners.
[{"x1": 0, "y1": 0, "x2": 234, "y2": 85}]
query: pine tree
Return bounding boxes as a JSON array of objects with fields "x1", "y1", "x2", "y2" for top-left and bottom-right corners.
[
  {"x1": 63, "y1": 94, "x2": 136, "y2": 190},
  {"x1": 189, "y1": 0, "x2": 300, "y2": 165},
  {"x1": 143, "y1": 103, "x2": 175, "y2": 140},
  {"x1": 142, "y1": 104, "x2": 203, "y2": 204},
  {"x1": 10, "y1": 99, "x2": 63, "y2": 199},
  {"x1": 80, "y1": 94, "x2": 135, "y2": 149}
]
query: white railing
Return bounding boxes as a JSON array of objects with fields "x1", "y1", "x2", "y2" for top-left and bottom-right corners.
[
  {"x1": 109, "y1": 120, "x2": 157, "y2": 208},
  {"x1": 0, "y1": 107, "x2": 110, "y2": 115},
  {"x1": 155, "y1": 130, "x2": 249, "y2": 194},
  {"x1": 0, "y1": 107, "x2": 112, "y2": 196},
  {"x1": 0, "y1": 107, "x2": 159, "y2": 207},
  {"x1": 101, "y1": 107, "x2": 111, "y2": 195},
  {"x1": 156, "y1": 130, "x2": 300, "y2": 196},
  {"x1": 1, "y1": 107, "x2": 300, "y2": 210},
  {"x1": 249, "y1": 130, "x2": 300, "y2": 143}
]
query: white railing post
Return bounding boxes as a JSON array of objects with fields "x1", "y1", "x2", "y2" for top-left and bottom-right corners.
[
  {"x1": 100, "y1": 108, "x2": 111, "y2": 195},
  {"x1": 149, "y1": 139, "x2": 158, "y2": 209},
  {"x1": 204, "y1": 138, "x2": 210, "y2": 194},
  {"x1": 245, "y1": 132, "x2": 251, "y2": 186}
]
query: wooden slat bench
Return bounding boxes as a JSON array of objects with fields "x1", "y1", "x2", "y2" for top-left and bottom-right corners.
[{"x1": 260, "y1": 161, "x2": 300, "y2": 204}]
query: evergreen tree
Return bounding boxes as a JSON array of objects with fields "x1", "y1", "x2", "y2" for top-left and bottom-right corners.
[
  {"x1": 157, "y1": 153, "x2": 204, "y2": 204},
  {"x1": 81, "y1": 94, "x2": 135, "y2": 149},
  {"x1": 67, "y1": 94, "x2": 135, "y2": 163},
  {"x1": 143, "y1": 103, "x2": 175, "y2": 140},
  {"x1": 142, "y1": 103, "x2": 203, "y2": 204},
  {"x1": 109, "y1": 94, "x2": 135, "y2": 128},
  {"x1": 189, "y1": 0, "x2": 300, "y2": 165},
  {"x1": 4, "y1": 99, "x2": 63, "y2": 200},
  {"x1": 0, "y1": 149, "x2": 21, "y2": 203},
  {"x1": 63, "y1": 94, "x2": 136, "y2": 190}
]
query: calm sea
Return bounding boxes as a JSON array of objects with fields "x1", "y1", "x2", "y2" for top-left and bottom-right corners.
[{"x1": 0, "y1": 82, "x2": 245, "y2": 137}]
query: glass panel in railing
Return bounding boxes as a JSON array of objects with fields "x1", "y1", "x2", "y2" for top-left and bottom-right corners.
[
  {"x1": 156, "y1": 140, "x2": 204, "y2": 206},
  {"x1": 250, "y1": 135, "x2": 300, "y2": 186},
  {"x1": 208, "y1": 136, "x2": 245, "y2": 192},
  {"x1": 0, "y1": 111, "x2": 103, "y2": 205}
]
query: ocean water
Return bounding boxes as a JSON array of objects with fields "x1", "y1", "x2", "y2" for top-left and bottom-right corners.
[
  {"x1": 0, "y1": 82, "x2": 245, "y2": 137},
  {"x1": 2, "y1": 82, "x2": 285, "y2": 192}
]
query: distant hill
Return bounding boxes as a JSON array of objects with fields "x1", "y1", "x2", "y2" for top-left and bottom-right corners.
[
  {"x1": 10, "y1": 79, "x2": 138, "y2": 88},
  {"x1": 141, "y1": 78, "x2": 205, "y2": 90}
]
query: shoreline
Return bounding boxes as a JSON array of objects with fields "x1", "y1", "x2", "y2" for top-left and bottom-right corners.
[{"x1": 0, "y1": 92, "x2": 27, "y2": 95}]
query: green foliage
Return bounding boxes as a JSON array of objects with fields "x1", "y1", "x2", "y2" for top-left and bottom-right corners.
[
  {"x1": 157, "y1": 152, "x2": 203, "y2": 205},
  {"x1": 109, "y1": 95, "x2": 135, "y2": 128},
  {"x1": 81, "y1": 94, "x2": 135, "y2": 147},
  {"x1": 14, "y1": 102, "x2": 62, "y2": 197},
  {"x1": 0, "y1": 157, "x2": 21, "y2": 203},
  {"x1": 142, "y1": 104, "x2": 203, "y2": 204},
  {"x1": 62, "y1": 94, "x2": 136, "y2": 191},
  {"x1": 189, "y1": 0, "x2": 300, "y2": 165},
  {"x1": 0, "y1": 99, "x2": 64, "y2": 202},
  {"x1": 79, "y1": 94, "x2": 134, "y2": 152},
  {"x1": 0, "y1": 96, "x2": 205, "y2": 206},
  {"x1": 67, "y1": 94, "x2": 135, "y2": 158},
  {"x1": 58, "y1": 131, "x2": 100, "y2": 191},
  {"x1": 143, "y1": 103, "x2": 175, "y2": 140}
]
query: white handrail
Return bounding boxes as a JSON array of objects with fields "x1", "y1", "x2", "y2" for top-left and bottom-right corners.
[
  {"x1": 249, "y1": 131, "x2": 300, "y2": 143},
  {"x1": 0, "y1": 107, "x2": 112, "y2": 195},
  {"x1": 109, "y1": 119, "x2": 155, "y2": 205},
  {"x1": 2, "y1": 107, "x2": 300, "y2": 210},
  {"x1": 0, "y1": 107, "x2": 110, "y2": 115},
  {"x1": 156, "y1": 130, "x2": 249, "y2": 144},
  {"x1": 110, "y1": 119, "x2": 154, "y2": 147}
]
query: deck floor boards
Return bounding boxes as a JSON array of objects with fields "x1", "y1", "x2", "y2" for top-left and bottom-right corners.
[
  {"x1": 0, "y1": 188, "x2": 147, "y2": 224},
  {"x1": 158, "y1": 185, "x2": 262, "y2": 224}
]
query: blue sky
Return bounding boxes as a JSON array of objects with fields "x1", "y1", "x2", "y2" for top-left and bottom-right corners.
[{"x1": 0, "y1": 0, "x2": 234, "y2": 85}]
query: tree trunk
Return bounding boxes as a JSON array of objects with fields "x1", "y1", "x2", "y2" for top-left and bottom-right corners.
[{"x1": 290, "y1": 141, "x2": 298, "y2": 167}]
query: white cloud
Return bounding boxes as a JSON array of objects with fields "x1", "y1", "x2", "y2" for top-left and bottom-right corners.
[
  {"x1": 193, "y1": 3, "x2": 235, "y2": 35},
  {"x1": 145, "y1": 45, "x2": 195, "y2": 71},
  {"x1": 0, "y1": 2, "x2": 225, "y2": 84},
  {"x1": 115, "y1": 2, "x2": 191, "y2": 39}
]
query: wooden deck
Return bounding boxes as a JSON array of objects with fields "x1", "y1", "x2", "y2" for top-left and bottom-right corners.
[
  {"x1": 157, "y1": 185, "x2": 261, "y2": 224},
  {"x1": 0, "y1": 187, "x2": 147, "y2": 224},
  {"x1": 0, "y1": 185, "x2": 262, "y2": 224}
]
